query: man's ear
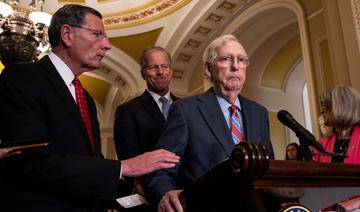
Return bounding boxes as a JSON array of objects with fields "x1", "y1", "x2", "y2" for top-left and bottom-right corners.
[
  {"x1": 140, "y1": 70, "x2": 146, "y2": 80},
  {"x1": 204, "y1": 62, "x2": 212, "y2": 79},
  {"x1": 60, "y1": 25, "x2": 73, "y2": 48}
]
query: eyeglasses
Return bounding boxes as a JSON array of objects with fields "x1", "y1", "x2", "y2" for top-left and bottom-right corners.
[
  {"x1": 70, "y1": 24, "x2": 107, "y2": 41},
  {"x1": 213, "y1": 55, "x2": 250, "y2": 68},
  {"x1": 145, "y1": 64, "x2": 171, "y2": 72}
]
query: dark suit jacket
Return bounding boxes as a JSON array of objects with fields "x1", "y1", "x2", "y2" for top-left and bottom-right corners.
[
  {"x1": 114, "y1": 90, "x2": 178, "y2": 160},
  {"x1": 144, "y1": 88, "x2": 274, "y2": 210},
  {"x1": 0, "y1": 56, "x2": 123, "y2": 212}
]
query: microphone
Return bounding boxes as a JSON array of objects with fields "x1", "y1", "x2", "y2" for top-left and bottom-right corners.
[{"x1": 277, "y1": 110, "x2": 326, "y2": 153}]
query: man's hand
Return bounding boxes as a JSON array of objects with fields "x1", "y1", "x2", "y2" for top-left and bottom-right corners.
[
  {"x1": 0, "y1": 148, "x2": 21, "y2": 159},
  {"x1": 158, "y1": 190, "x2": 183, "y2": 212},
  {"x1": 121, "y1": 149, "x2": 179, "y2": 177}
]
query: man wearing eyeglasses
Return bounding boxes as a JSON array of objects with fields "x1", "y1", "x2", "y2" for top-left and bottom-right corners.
[
  {"x1": 144, "y1": 34, "x2": 275, "y2": 212},
  {"x1": 114, "y1": 46, "x2": 179, "y2": 211},
  {"x1": 0, "y1": 5, "x2": 180, "y2": 212}
]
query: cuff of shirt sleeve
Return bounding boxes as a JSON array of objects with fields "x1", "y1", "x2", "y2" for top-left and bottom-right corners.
[{"x1": 120, "y1": 161, "x2": 124, "y2": 180}]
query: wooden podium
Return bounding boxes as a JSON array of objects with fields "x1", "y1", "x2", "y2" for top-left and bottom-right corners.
[{"x1": 180, "y1": 142, "x2": 360, "y2": 211}]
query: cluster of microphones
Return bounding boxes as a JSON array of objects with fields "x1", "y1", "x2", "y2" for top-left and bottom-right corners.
[{"x1": 277, "y1": 110, "x2": 346, "y2": 160}]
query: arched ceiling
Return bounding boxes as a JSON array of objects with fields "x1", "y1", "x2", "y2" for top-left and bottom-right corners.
[{"x1": 4, "y1": 0, "x2": 309, "y2": 131}]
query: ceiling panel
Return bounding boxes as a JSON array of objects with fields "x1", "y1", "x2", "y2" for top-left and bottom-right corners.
[{"x1": 109, "y1": 27, "x2": 163, "y2": 62}]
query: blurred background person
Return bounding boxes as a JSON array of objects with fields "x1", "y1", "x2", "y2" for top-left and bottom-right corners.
[
  {"x1": 114, "y1": 46, "x2": 178, "y2": 211},
  {"x1": 312, "y1": 85, "x2": 360, "y2": 211},
  {"x1": 318, "y1": 114, "x2": 333, "y2": 137},
  {"x1": 285, "y1": 142, "x2": 303, "y2": 161}
]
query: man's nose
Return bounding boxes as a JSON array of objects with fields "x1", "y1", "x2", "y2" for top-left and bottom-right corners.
[
  {"x1": 232, "y1": 58, "x2": 246, "y2": 70},
  {"x1": 102, "y1": 38, "x2": 112, "y2": 51},
  {"x1": 155, "y1": 66, "x2": 165, "y2": 74}
]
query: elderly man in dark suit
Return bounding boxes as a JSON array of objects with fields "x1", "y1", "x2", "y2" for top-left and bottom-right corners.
[
  {"x1": 0, "y1": 4, "x2": 179, "y2": 212},
  {"x1": 114, "y1": 46, "x2": 178, "y2": 210},
  {"x1": 144, "y1": 34, "x2": 274, "y2": 212}
]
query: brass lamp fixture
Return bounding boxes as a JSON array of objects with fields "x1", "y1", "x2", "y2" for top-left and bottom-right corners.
[{"x1": 0, "y1": 0, "x2": 51, "y2": 66}]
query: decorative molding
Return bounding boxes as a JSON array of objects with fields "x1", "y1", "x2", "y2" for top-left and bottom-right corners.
[
  {"x1": 185, "y1": 39, "x2": 201, "y2": 48},
  {"x1": 176, "y1": 53, "x2": 192, "y2": 63},
  {"x1": 172, "y1": 0, "x2": 252, "y2": 84},
  {"x1": 206, "y1": 13, "x2": 224, "y2": 24},
  {"x1": 218, "y1": 1, "x2": 237, "y2": 11},
  {"x1": 104, "y1": 0, "x2": 191, "y2": 29},
  {"x1": 98, "y1": 66, "x2": 111, "y2": 74},
  {"x1": 195, "y1": 26, "x2": 212, "y2": 36},
  {"x1": 114, "y1": 76, "x2": 127, "y2": 86},
  {"x1": 172, "y1": 70, "x2": 184, "y2": 79}
]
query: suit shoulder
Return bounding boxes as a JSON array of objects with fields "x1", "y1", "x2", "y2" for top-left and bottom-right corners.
[
  {"x1": 2, "y1": 61, "x2": 41, "y2": 78},
  {"x1": 0, "y1": 61, "x2": 45, "y2": 88},
  {"x1": 173, "y1": 93, "x2": 201, "y2": 105},
  {"x1": 240, "y1": 96, "x2": 267, "y2": 111},
  {"x1": 115, "y1": 93, "x2": 147, "y2": 114}
]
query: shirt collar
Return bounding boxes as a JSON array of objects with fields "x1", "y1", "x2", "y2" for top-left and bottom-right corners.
[
  {"x1": 216, "y1": 94, "x2": 241, "y2": 113},
  {"x1": 48, "y1": 52, "x2": 76, "y2": 86},
  {"x1": 148, "y1": 90, "x2": 172, "y2": 103}
]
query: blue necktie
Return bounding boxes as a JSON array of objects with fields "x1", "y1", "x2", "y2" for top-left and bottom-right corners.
[{"x1": 159, "y1": 96, "x2": 170, "y2": 120}]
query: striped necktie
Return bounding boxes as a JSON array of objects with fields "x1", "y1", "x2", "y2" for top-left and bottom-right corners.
[
  {"x1": 229, "y1": 104, "x2": 244, "y2": 144},
  {"x1": 73, "y1": 78, "x2": 96, "y2": 154}
]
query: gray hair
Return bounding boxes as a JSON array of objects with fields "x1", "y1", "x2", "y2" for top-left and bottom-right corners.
[
  {"x1": 202, "y1": 34, "x2": 241, "y2": 68},
  {"x1": 320, "y1": 85, "x2": 360, "y2": 128},
  {"x1": 139, "y1": 46, "x2": 172, "y2": 72}
]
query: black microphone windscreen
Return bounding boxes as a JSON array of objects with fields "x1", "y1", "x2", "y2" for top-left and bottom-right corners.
[{"x1": 277, "y1": 110, "x2": 296, "y2": 128}]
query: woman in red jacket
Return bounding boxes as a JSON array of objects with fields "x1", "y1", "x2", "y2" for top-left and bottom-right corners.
[{"x1": 313, "y1": 85, "x2": 360, "y2": 211}]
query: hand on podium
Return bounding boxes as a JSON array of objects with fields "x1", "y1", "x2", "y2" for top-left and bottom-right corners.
[
  {"x1": 0, "y1": 147, "x2": 21, "y2": 159},
  {"x1": 121, "y1": 149, "x2": 180, "y2": 177},
  {"x1": 158, "y1": 189, "x2": 183, "y2": 212}
]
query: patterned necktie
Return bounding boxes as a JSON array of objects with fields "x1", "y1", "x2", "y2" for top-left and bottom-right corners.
[
  {"x1": 159, "y1": 96, "x2": 170, "y2": 120},
  {"x1": 73, "y1": 78, "x2": 96, "y2": 154},
  {"x1": 229, "y1": 104, "x2": 245, "y2": 144}
]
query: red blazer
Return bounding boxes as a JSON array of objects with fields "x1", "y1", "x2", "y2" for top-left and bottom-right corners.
[{"x1": 312, "y1": 125, "x2": 360, "y2": 164}]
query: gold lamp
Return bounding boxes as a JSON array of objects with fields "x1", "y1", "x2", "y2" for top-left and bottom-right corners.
[{"x1": 0, "y1": 0, "x2": 51, "y2": 66}]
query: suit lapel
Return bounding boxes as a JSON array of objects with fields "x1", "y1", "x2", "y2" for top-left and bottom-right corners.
[
  {"x1": 170, "y1": 93, "x2": 179, "y2": 101},
  {"x1": 239, "y1": 96, "x2": 250, "y2": 140},
  {"x1": 197, "y1": 88, "x2": 234, "y2": 156},
  {"x1": 85, "y1": 92, "x2": 101, "y2": 155},
  {"x1": 140, "y1": 91, "x2": 165, "y2": 125},
  {"x1": 39, "y1": 56, "x2": 94, "y2": 154}
]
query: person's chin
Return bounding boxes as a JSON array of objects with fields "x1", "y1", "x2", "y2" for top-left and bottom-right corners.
[
  {"x1": 84, "y1": 63, "x2": 101, "y2": 70},
  {"x1": 225, "y1": 82, "x2": 242, "y2": 91},
  {"x1": 149, "y1": 85, "x2": 166, "y2": 93}
]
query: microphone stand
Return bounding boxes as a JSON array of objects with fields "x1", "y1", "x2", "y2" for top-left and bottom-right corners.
[
  {"x1": 297, "y1": 137, "x2": 347, "y2": 161},
  {"x1": 298, "y1": 138, "x2": 312, "y2": 161}
]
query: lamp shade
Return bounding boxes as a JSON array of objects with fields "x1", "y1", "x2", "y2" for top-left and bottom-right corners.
[
  {"x1": 29, "y1": 11, "x2": 52, "y2": 26},
  {"x1": 0, "y1": 2, "x2": 14, "y2": 17}
]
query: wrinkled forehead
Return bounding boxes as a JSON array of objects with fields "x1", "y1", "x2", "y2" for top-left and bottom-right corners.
[
  {"x1": 217, "y1": 40, "x2": 247, "y2": 57},
  {"x1": 146, "y1": 50, "x2": 170, "y2": 63},
  {"x1": 83, "y1": 13, "x2": 105, "y2": 30}
]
